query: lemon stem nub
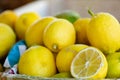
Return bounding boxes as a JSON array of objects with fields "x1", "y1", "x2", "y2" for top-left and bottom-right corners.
[
  {"x1": 53, "y1": 44, "x2": 58, "y2": 51},
  {"x1": 88, "y1": 9, "x2": 95, "y2": 17}
]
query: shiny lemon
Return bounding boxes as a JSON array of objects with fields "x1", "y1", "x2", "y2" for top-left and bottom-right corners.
[
  {"x1": 18, "y1": 45, "x2": 56, "y2": 77},
  {"x1": 74, "y1": 18, "x2": 90, "y2": 45},
  {"x1": 0, "y1": 10, "x2": 17, "y2": 29},
  {"x1": 87, "y1": 12, "x2": 120, "y2": 54},
  {"x1": 15, "y1": 12, "x2": 40, "y2": 39},
  {"x1": 25, "y1": 17, "x2": 56, "y2": 47},
  {"x1": 0, "y1": 23, "x2": 16, "y2": 59},
  {"x1": 56, "y1": 44, "x2": 88, "y2": 72},
  {"x1": 43, "y1": 19, "x2": 76, "y2": 52}
]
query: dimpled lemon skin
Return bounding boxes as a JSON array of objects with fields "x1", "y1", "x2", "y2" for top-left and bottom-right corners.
[
  {"x1": 0, "y1": 23, "x2": 16, "y2": 59},
  {"x1": 25, "y1": 17, "x2": 56, "y2": 47},
  {"x1": 74, "y1": 18, "x2": 90, "y2": 45},
  {"x1": 18, "y1": 45, "x2": 56, "y2": 77},
  {"x1": 15, "y1": 12, "x2": 40, "y2": 40},
  {"x1": 43, "y1": 19, "x2": 76, "y2": 52},
  {"x1": 87, "y1": 13, "x2": 120, "y2": 54},
  {"x1": 56, "y1": 44, "x2": 88, "y2": 72}
]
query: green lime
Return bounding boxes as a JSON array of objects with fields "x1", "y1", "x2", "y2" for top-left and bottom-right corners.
[{"x1": 55, "y1": 10, "x2": 80, "y2": 23}]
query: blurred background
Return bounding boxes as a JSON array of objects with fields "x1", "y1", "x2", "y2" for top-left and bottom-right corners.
[
  {"x1": 0, "y1": 0, "x2": 34, "y2": 12},
  {"x1": 0, "y1": 0, "x2": 120, "y2": 20}
]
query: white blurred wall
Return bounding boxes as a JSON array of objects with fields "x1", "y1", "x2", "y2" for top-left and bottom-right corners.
[{"x1": 14, "y1": 0, "x2": 120, "y2": 21}]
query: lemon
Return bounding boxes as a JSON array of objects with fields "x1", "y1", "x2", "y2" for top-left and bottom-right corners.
[
  {"x1": 15, "y1": 12, "x2": 40, "y2": 40},
  {"x1": 87, "y1": 12, "x2": 120, "y2": 54},
  {"x1": 56, "y1": 44, "x2": 88, "y2": 72},
  {"x1": 0, "y1": 10, "x2": 17, "y2": 29},
  {"x1": 18, "y1": 45, "x2": 56, "y2": 77},
  {"x1": 0, "y1": 23, "x2": 16, "y2": 59},
  {"x1": 106, "y1": 52, "x2": 120, "y2": 78},
  {"x1": 55, "y1": 10, "x2": 80, "y2": 23},
  {"x1": 71, "y1": 47, "x2": 108, "y2": 79},
  {"x1": 74, "y1": 18, "x2": 90, "y2": 45},
  {"x1": 51, "y1": 72, "x2": 72, "y2": 78},
  {"x1": 25, "y1": 17, "x2": 56, "y2": 47},
  {"x1": 43, "y1": 19, "x2": 76, "y2": 52}
]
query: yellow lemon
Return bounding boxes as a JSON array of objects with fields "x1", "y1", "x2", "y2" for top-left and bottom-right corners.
[
  {"x1": 87, "y1": 12, "x2": 120, "y2": 54},
  {"x1": 74, "y1": 18, "x2": 90, "y2": 45},
  {"x1": 18, "y1": 45, "x2": 56, "y2": 77},
  {"x1": 43, "y1": 19, "x2": 76, "y2": 52},
  {"x1": 56, "y1": 44, "x2": 88, "y2": 72},
  {"x1": 25, "y1": 17, "x2": 56, "y2": 47},
  {"x1": 71, "y1": 47, "x2": 108, "y2": 79},
  {"x1": 0, "y1": 10, "x2": 17, "y2": 29},
  {"x1": 15, "y1": 12, "x2": 40, "y2": 40},
  {"x1": 0, "y1": 23, "x2": 16, "y2": 59}
]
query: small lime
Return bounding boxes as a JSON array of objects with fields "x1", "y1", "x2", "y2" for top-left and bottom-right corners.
[{"x1": 55, "y1": 10, "x2": 80, "y2": 23}]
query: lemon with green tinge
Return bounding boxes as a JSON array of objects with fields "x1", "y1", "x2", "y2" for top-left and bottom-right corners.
[
  {"x1": 87, "y1": 12, "x2": 120, "y2": 54},
  {"x1": 43, "y1": 19, "x2": 76, "y2": 52},
  {"x1": 56, "y1": 44, "x2": 88, "y2": 72},
  {"x1": 18, "y1": 45, "x2": 56, "y2": 77},
  {"x1": 106, "y1": 52, "x2": 120, "y2": 78},
  {"x1": 25, "y1": 17, "x2": 56, "y2": 47}
]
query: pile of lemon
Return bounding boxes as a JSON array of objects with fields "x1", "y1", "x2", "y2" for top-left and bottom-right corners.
[{"x1": 0, "y1": 10, "x2": 120, "y2": 79}]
